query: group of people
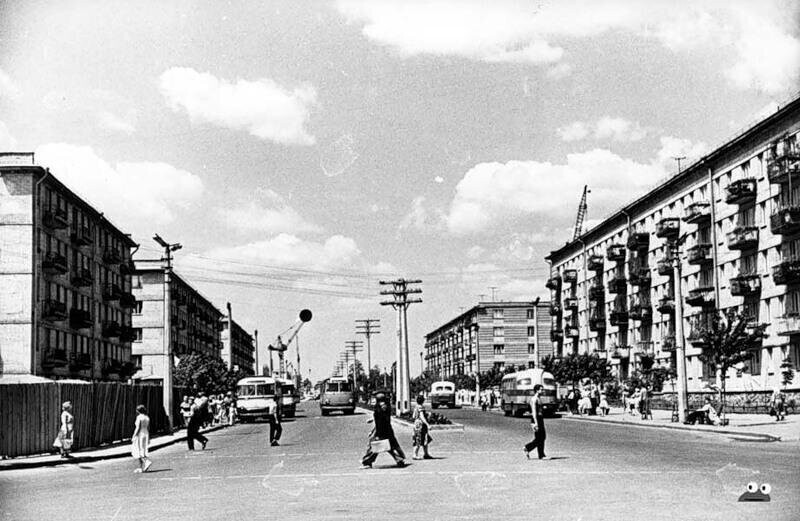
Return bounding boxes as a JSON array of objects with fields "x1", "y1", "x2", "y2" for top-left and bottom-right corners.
[
  {"x1": 360, "y1": 394, "x2": 433, "y2": 468},
  {"x1": 622, "y1": 386, "x2": 652, "y2": 419},
  {"x1": 566, "y1": 382, "x2": 610, "y2": 417},
  {"x1": 180, "y1": 392, "x2": 237, "y2": 429}
]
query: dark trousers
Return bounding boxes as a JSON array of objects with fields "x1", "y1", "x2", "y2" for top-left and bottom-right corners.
[
  {"x1": 361, "y1": 434, "x2": 405, "y2": 466},
  {"x1": 524, "y1": 418, "x2": 546, "y2": 458},
  {"x1": 269, "y1": 416, "x2": 282, "y2": 443},
  {"x1": 187, "y1": 420, "x2": 207, "y2": 450}
]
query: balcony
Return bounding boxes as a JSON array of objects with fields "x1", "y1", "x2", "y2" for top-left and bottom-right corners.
[
  {"x1": 42, "y1": 300, "x2": 67, "y2": 322},
  {"x1": 686, "y1": 286, "x2": 715, "y2": 307},
  {"x1": 628, "y1": 265, "x2": 651, "y2": 287},
  {"x1": 589, "y1": 317, "x2": 606, "y2": 331},
  {"x1": 730, "y1": 273, "x2": 761, "y2": 296},
  {"x1": 588, "y1": 284, "x2": 604, "y2": 301},
  {"x1": 103, "y1": 248, "x2": 123, "y2": 265},
  {"x1": 564, "y1": 326, "x2": 579, "y2": 338},
  {"x1": 42, "y1": 252, "x2": 68, "y2": 275},
  {"x1": 626, "y1": 232, "x2": 649, "y2": 251},
  {"x1": 776, "y1": 314, "x2": 800, "y2": 336},
  {"x1": 687, "y1": 318, "x2": 709, "y2": 347},
  {"x1": 610, "y1": 310, "x2": 628, "y2": 327},
  {"x1": 635, "y1": 341, "x2": 655, "y2": 356},
  {"x1": 661, "y1": 336, "x2": 676, "y2": 352},
  {"x1": 655, "y1": 218, "x2": 680, "y2": 240},
  {"x1": 588, "y1": 255, "x2": 604, "y2": 272},
  {"x1": 724, "y1": 178, "x2": 757, "y2": 205},
  {"x1": 119, "y1": 292, "x2": 137, "y2": 309},
  {"x1": 102, "y1": 321, "x2": 122, "y2": 338},
  {"x1": 657, "y1": 255, "x2": 674, "y2": 276},
  {"x1": 727, "y1": 226, "x2": 758, "y2": 250},
  {"x1": 70, "y1": 225, "x2": 93, "y2": 246},
  {"x1": 550, "y1": 330, "x2": 563, "y2": 343},
  {"x1": 563, "y1": 297, "x2": 578, "y2": 311},
  {"x1": 69, "y1": 308, "x2": 93, "y2": 329},
  {"x1": 657, "y1": 296, "x2": 675, "y2": 314},
  {"x1": 545, "y1": 275, "x2": 561, "y2": 291},
  {"x1": 549, "y1": 304, "x2": 561, "y2": 316},
  {"x1": 120, "y1": 326, "x2": 138, "y2": 342},
  {"x1": 562, "y1": 269, "x2": 578, "y2": 285},
  {"x1": 687, "y1": 244, "x2": 712, "y2": 265},
  {"x1": 120, "y1": 260, "x2": 136, "y2": 276},
  {"x1": 103, "y1": 283, "x2": 122, "y2": 301},
  {"x1": 770, "y1": 206, "x2": 800, "y2": 236},
  {"x1": 772, "y1": 259, "x2": 800, "y2": 285},
  {"x1": 101, "y1": 359, "x2": 122, "y2": 376},
  {"x1": 629, "y1": 303, "x2": 652, "y2": 322},
  {"x1": 683, "y1": 201, "x2": 711, "y2": 225},
  {"x1": 71, "y1": 268, "x2": 93, "y2": 287},
  {"x1": 43, "y1": 208, "x2": 69, "y2": 230},
  {"x1": 607, "y1": 275, "x2": 627, "y2": 294},
  {"x1": 607, "y1": 244, "x2": 626, "y2": 262},
  {"x1": 766, "y1": 143, "x2": 800, "y2": 184},
  {"x1": 68, "y1": 352, "x2": 92, "y2": 371},
  {"x1": 41, "y1": 348, "x2": 68, "y2": 368}
]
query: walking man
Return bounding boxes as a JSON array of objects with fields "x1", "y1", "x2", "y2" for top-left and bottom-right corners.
[
  {"x1": 268, "y1": 397, "x2": 282, "y2": 446},
  {"x1": 186, "y1": 397, "x2": 208, "y2": 451},
  {"x1": 523, "y1": 384, "x2": 547, "y2": 460}
]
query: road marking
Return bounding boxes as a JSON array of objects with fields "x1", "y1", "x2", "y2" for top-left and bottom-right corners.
[{"x1": 109, "y1": 505, "x2": 122, "y2": 521}]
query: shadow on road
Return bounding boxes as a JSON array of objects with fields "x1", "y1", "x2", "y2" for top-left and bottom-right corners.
[{"x1": 144, "y1": 468, "x2": 172, "y2": 473}]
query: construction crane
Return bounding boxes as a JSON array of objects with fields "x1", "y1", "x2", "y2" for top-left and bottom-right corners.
[
  {"x1": 572, "y1": 185, "x2": 590, "y2": 240},
  {"x1": 268, "y1": 309, "x2": 312, "y2": 379}
]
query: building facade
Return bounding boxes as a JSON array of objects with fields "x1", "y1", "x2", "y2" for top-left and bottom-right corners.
[
  {"x1": 546, "y1": 96, "x2": 800, "y2": 393},
  {"x1": 221, "y1": 306, "x2": 255, "y2": 375},
  {"x1": 131, "y1": 259, "x2": 223, "y2": 381},
  {"x1": 0, "y1": 153, "x2": 138, "y2": 382},
  {"x1": 424, "y1": 301, "x2": 553, "y2": 378}
]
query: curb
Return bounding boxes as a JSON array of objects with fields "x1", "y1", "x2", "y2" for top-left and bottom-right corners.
[
  {"x1": 0, "y1": 424, "x2": 228, "y2": 471},
  {"x1": 562, "y1": 415, "x2": 782, "y2": 442}
]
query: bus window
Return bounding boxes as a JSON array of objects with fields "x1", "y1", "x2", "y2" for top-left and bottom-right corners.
[
  {"x1": 237, "y1": 383, "x2": 275, "y2": 396},
  {"x1": 543, "y1": 378, "x2": 555, "y2": 387},
  {"x1": 518, "y1": 378, "x2": 532, "y2": 386}
]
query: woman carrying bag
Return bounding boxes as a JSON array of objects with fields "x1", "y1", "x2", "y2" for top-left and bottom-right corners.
[
  {"x1": 53, "y1": 401, "x2": 74, "y2": 458},
  {"x1": 360, "y1": 394, "x2": 406, "y2": 469}
]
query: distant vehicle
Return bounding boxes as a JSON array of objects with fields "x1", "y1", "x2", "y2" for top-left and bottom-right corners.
[
  {"x1": 235, "y1": 376, "x2": 282, "y2": 422},
  {"x1": 320, "y1": 377, "x2": 355, "y2": 416},
  {"x1": 429, "y1": 381, "x2": 456, "y2": 409},
  {"x1": 500, "y1": 368, "x2": 559, "y2": 417},
  {"x1": 277, "y1": 378, "x2": 299, "y2": 418}
]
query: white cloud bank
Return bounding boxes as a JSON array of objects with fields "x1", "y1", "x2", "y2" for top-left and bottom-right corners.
[
  {"x1": 216, "y1": 189, "x2": 322, "y2": 235},
  {"x1": 336, "y1": 0, "x2": 800, "y2": 93},
  {"x1": 159, "y1": 67, "x2": 317, "y2": 145},
  {"x1": 558, "y1": 117, "x2": 647, "y2": 142}
]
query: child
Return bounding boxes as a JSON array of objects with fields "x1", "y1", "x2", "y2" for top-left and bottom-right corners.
[
  {"x1": 132, "y1": 405, "x2": 152, "y2": 473},
  {"x1": 412, "y1": 395, "x2": 432, "y2": 460},
  {"x1": 599, "y1": 393, "x2": 610, "y2": 416}
]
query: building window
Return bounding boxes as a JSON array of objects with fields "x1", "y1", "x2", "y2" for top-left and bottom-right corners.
[
  {"x1": 528, "y1": 361, "x2": 536, "y2": 369},
  {"x1": 527, "y1": 326, "x2": 535, "y2": 337},
  {"x1": 528, "y1": 343, "x2": 536, "y2": 354},
  {"x1": 134, "y1": 328, "x2": 143, "y2": 342},
  {"x1": 493, "y1": 362, "x2": 505, "y2": 370},
  {"x1": 132, "y1": 275, "x2": 142, "y2": 288},
  {"x1": 493, "y1": 309, "x2": 504, "y2": 319},
  {"x1": 493, "y1": 326, "x2": 504, "y2": 337},
  {"x1": 526, "y1": 309, "x2": 534, "y2": 319},
  {"x1": 745, "y1": 349, "x2": 762, "y2": 376},
  {"x1": 493, "y1": 344, "x2": 504, "y2": 355},
  {"x1": 133, "y1": 301, "x2": 143, "y2": 315}
]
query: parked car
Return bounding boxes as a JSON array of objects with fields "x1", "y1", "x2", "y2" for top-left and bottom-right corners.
[{"x1": 429, "y1": 381, "x2": 456, "y2": 409}]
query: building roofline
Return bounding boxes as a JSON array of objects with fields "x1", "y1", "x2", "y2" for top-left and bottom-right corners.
[
  {"x1": 133, "y1": 259, "x2": 224, "y2": 317},
  {"x1": 424, "y1": 299, "x2": 546, "y2": 339}
]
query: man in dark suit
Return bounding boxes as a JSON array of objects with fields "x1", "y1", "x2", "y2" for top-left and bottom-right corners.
[{"x1": 523, "y1": 384, "x2": 547, "y2": 460}]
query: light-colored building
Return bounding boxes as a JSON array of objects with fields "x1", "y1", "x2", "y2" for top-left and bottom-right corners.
[
  {"x1": 424, "y1": 300, "x2": 553, "y2": 378},
  {"x1": 131, "y1": 259, "x2": 223, "y2": 382},
  {"x1": 221, "y1": 304, "x2": 255, "y2": 375},
  {"x1": 0, "y1": 153, "x2": 138, "y2": 382},
  {"x1": 545, "y1": 95, "x2": 800, "y2": 393}
]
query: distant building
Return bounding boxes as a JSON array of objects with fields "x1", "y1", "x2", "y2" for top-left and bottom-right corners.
[
  {"x1": 131, "y1": 259, "x2": 223, "y2": 382},
  {"x1": 0, "y1": 153, "x2": 138, "y2": 382},
  {"x1": 221, "y1": 303, "x2": 255, "y2": 375},
  {"x1": 545, "y1": 94, "x2": 800, "y2": 392},
  {"x1": 424, "y1": 301, "x2": 553, "y2": 378}
]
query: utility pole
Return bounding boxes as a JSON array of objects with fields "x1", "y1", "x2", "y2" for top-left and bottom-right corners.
[
  {"x1": 380, "y1": 278, "x2": 422, "y2": 413},
  {"x1": 355, "y1": 319, "x2": 380, "y2": 386},
  {"x1": 153, "y1": 234, "x2": 182, "y2": 431},
  {"x1": 345, "y1": 340, "x2": 363, "y2": 399},
  {"x1": 254, "y1": 329, "x2": 259, "y2": 375}
]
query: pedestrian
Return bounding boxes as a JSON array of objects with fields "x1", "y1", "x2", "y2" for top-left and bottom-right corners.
[
  {"x1": 186, "y1": 397, "x2": 208, "y2": 451},
  {"x1": 53, "y1": 401, "x2": 74, "y2": 458},
  {"x1": 268, "y1": 396, "x2": 282, "y2": 446},
  {"x1": 590, "y1": 383, "x2": 600, "y2": 415},
  {"x1": 599, "y1": 392, "x2": 610, "y2": 416},
  {"x1": 181, "y1": 396, "x2": 194, "y2": 427},
  {"x1": 131, "y1": 405, "x2": 152, "y2": 473},
  {"x1": 480, "y1": 391, "x2": 488, "y2": 412},
  {"x1": 771, "y1": 388, "x2": 786, "y2": 422},
  {"x1": 411, "y1": 395, "x2": 432, "y2": 460},
  {"x1": 639, "y1": 386, "x2": 651, "y2": 419},
  {"x1": 578, "y1": 394, "x2": 591, "y2": 416},
  {"x1": 360, "y1": 393, "x2": 406, "y2": 469},
  {"x1": 523, "y1": 384, "x2": 547, "y2": 460}
]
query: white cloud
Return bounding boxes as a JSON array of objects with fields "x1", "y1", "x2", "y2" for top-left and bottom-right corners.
[
  {"x1": 434, "y1": 176, "x2": 444, "y2": 183},
  {"x1": 445, "y1": 149, "x2": 664, "y2": 234},
  {"x1": 337, "y1": 0, "x2": 800, "y2": 92},
  {"x1": 459, "y1": 263, "x2": 544, "y2": 301},
  {"x1": 0, "y1": 68, "x2": 18, "y2": 99},
  {"x1": 558, "y1": 117, "x2": 646, "y2": 142},
  {"x1": 216, "y1": 190, "x2": 322, "y2": 235},
  {"x1": 656, "y1": 136, "x2": 709, "y2": 167},
  {"x1": 97, "y1": 110, "x2": 136, "y2": 134},
  {"x1": 34, "y1": 143, "x2": 203, "y2": 232},
  {"x1": 159, "y1": 67, "x2": 317, "y2": 145},
  {"x1": 557, "y1": 122, "x2": 589, "y2": 142},
  {"x1": 0, "y1": 121, "x2": 18, "y2": 150}
]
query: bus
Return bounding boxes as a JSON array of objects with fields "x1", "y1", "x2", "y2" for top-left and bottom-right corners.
[
  {"x1": 235, "y1": 376, "x2": 282, "y2": 422},
  {"x1": 500, "y1": 368, "x2": 559, "y2": 417},
  {"x1": 277, "y1": 378, "x2": 300, "y2": 418},
  {"x1": 429, "y1": 381, "x2": 456, "y2": 409},
  {"x1": 320, "y1": 376, "x2": 355, "y2": 416}
]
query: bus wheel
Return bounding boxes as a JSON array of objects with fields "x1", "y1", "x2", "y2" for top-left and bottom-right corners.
[
  {"x1": 431, "y1": 404, "x2": 438, "y2": 409},
  {"x1": 504, "y1": 407, "x2": 512, "y2": 417},
  {"x1": 321, "y1": 409, "x2": 329, "y2": 416},
  {"x1": 514, "y1": 407, "x2": 524, "y2": 418}
]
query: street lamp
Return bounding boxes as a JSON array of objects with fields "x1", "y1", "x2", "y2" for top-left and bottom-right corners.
[
  {"x1": 153, "y1": 234, "x2": 182, "y2": 431},
  {"x1": 669, "y1": 233, "x2": 690, "y2": 423}
]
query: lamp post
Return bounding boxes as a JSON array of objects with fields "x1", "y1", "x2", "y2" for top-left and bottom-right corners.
[
  {"x1": 670, "y1": 234, "x2": 690, "y2": 423},
  {"x1": 153, "y1": 234, "x2": 181, "y2": 431}
]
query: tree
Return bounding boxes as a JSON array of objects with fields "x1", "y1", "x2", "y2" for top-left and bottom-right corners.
[
  {"x1": 781, "y1": 356, "x2": 795, "y2": 389},
  {"x1": 696, "y1": 311, "x2": 766, "y2": 420},
  {"x1": 410, "y1": 370, "x2": 437, "y2": 396},
  {"x1": 174, "y1": 352, "x2": 233, "y2": 395},
  {"x1": 547, "y1": 353, "x2": 613, "y2": 391},
  {"x1": 628, "y1": 354, "x2": 676, "y2": 392}
]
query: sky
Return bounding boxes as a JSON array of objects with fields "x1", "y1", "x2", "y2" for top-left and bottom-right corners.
[{"x1": 1, "y1": 0, "x2": 799, "y2": 382}]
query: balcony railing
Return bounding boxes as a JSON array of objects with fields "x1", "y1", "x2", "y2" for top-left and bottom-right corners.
[
  {"x1": 101, "y1": 359, "x2": 122, "y2": 375},
  {"x1": 657, "y1": 296, "x2": 674, "y2": 314},
  {"x1": 71, "y1": 268, "x2": 93, "y2": 287},
  {"x1": 657, "y1": 256, "x2": 674, "y2": 276},
  {"x1": 727, "y1": 226, "x2": 758, "y2": 250},
  {"x1": 730, "y1": 273, "x2": 761, "y2": 296},
  {"x1": 724, "y1": 178, "x2": 757, "y2": 205},
  {"x1": 628, "y1": 265, "x2": 651, "y2": 287},
  {"x1": 770, "y1": 206, "x2": 800, "y2": 236},
  {"x1": 563, "y1": 297, "x2": 578, "y2": 311},
  {"x1": 120, "y1": 326, "x2": 138, "y2": 342},
  {"x1": 103, "y1": 248, "x2": 123, "y2": 265},
  {"x1": 41, "y1": 348, "x2": 68, "y2": 368},
  {"x1": 550, "y1": 330, "x2": 563, "y2": 343},
  {"x1": 635, "y1": 341, "x2": 655, "y2": 356},
  {"x1": 686, "y1": 286, "x2": 715, "y2": 307},
  {"x1": 120, "y1": 260, "x2": 136, "y2": 276},
  {"x1": 589, "y1": 317, "x2": 606, "y2": 331},
  {"x1": 629, "y1": 304, "x2": 652, "y2": 322},
  {"x1": 119, "y1": 292, "x2": 137, "y2": 309},
  {"x1": 563, "y1": 269, "x2": 578, "y2": 285},
  {"x1": 608, "y1": 275, "x2": 627, "y2": 294},
  {"x1": 772, "y1": 259, "x2": 800, "y2": 285},
  {"x1": 610, "y1": 310, "x2": 629, "y2": 326},
  {"x1": 545, "y1": 275, "x2": 561, "y2": 291},
  {"x1": 683, "y1": 201, "x2": 711, "y2": 224},
  {"x1": 549, "y1": 304, "x2": 561, "y2": 316},
  {"x1": 42, "y1": 252, "x2": 68, "y2": 275},
  {"x1": 687, "y1": 244, "x2": 712, "y2": 265},
  {"x1": 43, "y1": 208, "x2": 69, "y2": 230},
  {"x1": 589, "y1": 285, "x2": 604, "y2": 301},
  {"x1": 655, "y1": 218, "x2": 680, "y2": 240},
  {"x1": 102, "y1": 321, "x2": 122, "y2": 338},
  {"x1": 662, "y1": 336, "x2": 676, "y2": 352},
  {"x1": 103, "y1": 283, "x2": 122, "y2": 301},
  {"x1": 607, "y1": 244, "x2": 626, "y2": 262},
  {"x1": 610, "y1": 345, "x2": 630, "y2": 359},
  {"x1": 69, "y1": 308, "x2": 93, "y2": 329},
  {"x1": 43, "y1": 299, "x2": 68, "y2": 322},
  {"x1": 687, "y1": 326, "x2": 708, "y2": 347},
  {"x1": 776, "y1": 314, "x2": 800, "y2": 336},
  {"x1": 627, "y1": 232, "x2": 649, "y2": 251},
  {"x1": 766, "y1": 142, "x2": 800, "y2": 184},
  {"x1": 587, "y1": 255, "x2": 604, "y2": 272},
  {"x1": 68, "y1": 352, "x2": 92, "y2": 371},
  {"x1": 564, "y1": 326, "x2": 579, "y2": 338}
]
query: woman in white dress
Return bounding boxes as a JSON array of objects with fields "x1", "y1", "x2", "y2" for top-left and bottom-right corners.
[
  {"x1": 53, "y1": 401, "x2": 74, "y2": 458},
  {"x1": 132, "y1": 405, "x2": 152, "y2": 473}
]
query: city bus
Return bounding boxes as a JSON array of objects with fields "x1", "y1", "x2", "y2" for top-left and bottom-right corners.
[
  {"x1": 320, "y1": 376, "x2": 356, "y2": 416},
  {"x1": 235, "y1": 376, "x2": 282, "y2": 422},
  {"x1": 429, "y1": 381, "x2": 456, "y2": 409},
  {"x1": 500, "y1": 368, "x2": 559, "y2": 417},
  {"x1": 277, "y1": 378, "x2": 300, "y2": 418}
]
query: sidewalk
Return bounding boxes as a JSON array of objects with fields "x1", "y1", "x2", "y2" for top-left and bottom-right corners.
[
  {"x1": 0, "y1": 424, "x2": 228, "y2": 471},
  {"x1": 563, "y1": 407, "x2": 800, "y2": 442}
]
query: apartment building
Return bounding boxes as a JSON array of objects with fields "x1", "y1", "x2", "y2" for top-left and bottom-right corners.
[
  {"x1": 0, "y1": 153, "x2": 138, "y2": 382},
  {"x1": 131, "y1": 259, "x2": 223, "y2": 381},
  {"x1": 545, "y1": 95, "x2": 800, "y2": 393},
  {"x1": 221, "y1": 305, "x2": 255, "y2": 375},
  {"x1": 424, "y1": 301, "x2": 553, "y2": 378}
]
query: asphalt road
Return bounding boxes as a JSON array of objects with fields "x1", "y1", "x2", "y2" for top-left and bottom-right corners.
[{"x1": 1, "y1": 403, "x2": 798, "y2": 521}]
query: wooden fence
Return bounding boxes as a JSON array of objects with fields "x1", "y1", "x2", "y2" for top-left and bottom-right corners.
[{"x1": 0, "y1": 382, "x2": 174, "y2": 458}]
